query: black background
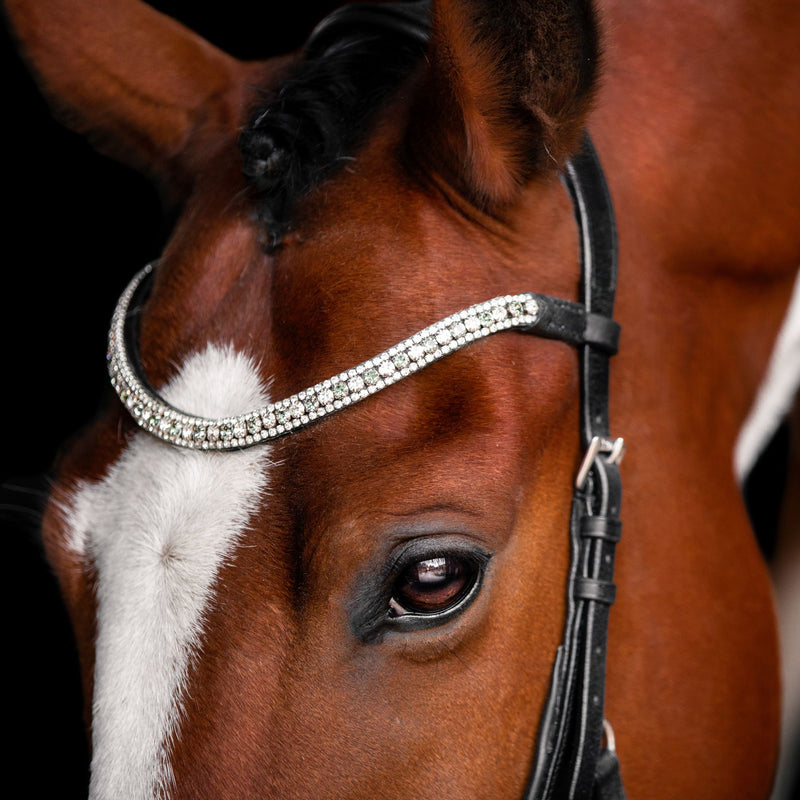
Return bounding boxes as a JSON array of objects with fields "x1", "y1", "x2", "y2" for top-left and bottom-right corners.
[{"x1": 2, "y1": 2, "x2": 340, "y2": 795}]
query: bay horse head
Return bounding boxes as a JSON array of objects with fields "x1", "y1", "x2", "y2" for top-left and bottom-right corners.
[{"x1": 8, "y1": 0, "x2": 795, "y2": 798}]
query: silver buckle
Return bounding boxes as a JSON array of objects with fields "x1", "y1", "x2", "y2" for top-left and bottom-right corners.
[
  {"x1": 576, "y1": 436, "x2": 626, "y2": 489},
  {"x1": 602, "y1": 718, "x2": 617, "y2": 753}
]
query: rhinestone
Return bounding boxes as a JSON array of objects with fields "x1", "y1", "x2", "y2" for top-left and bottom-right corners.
[
  {"x1": 333, "y1": 381, "x2": 349, "y2": 400},
  {"x1": 508, "y1": 300, "x2": 524, "y2": 317},
  {"x1": 207, "y1": 425, "x2": 220, "y2": 442},
  {"x1": 436, "y1": 328, "x2": 452, "y2": 345},
  {"x1": 233, "y1": 419, "x2": 247, "y2": 438},
  {"x1": 262, "y1": 411, "x2": 277, "y2": 429},
  {"x1": 364, "y1": 368, "x2": 379, "y2": 386},
  {"x1": 408, "y1": 344, "x2": 425, "y2": 362},
  {"x1": 289, "y1": 401, "x2": 305, "y2": 419},
  {"x1": 247, "y1": 416, "x2": 262, "y2": 435},
  {"x1": 220, "y1": 423, "x2": 234, "y2": 441},
  {"x1": 450, "y1": 321, "x2": 466, "y2": 338},
  {"x1": 378, "y1": 359, "x2": 395, "y2": 377},
  {"x1": 492, "y1": 305, "x2": 507, "y2": 322},
  {"x1": 303, "y1": 395, "x2": 320, "y2": 413},
  {"x1": 465, "y1": 316, "x2": 480, "y2": 332},
  {"x1": 525, "y1": 299, "x2": 540, "y2": 320},
  {"x1": 182, "y1": 425, "x2": 194, "y2": 441},
  {"x1": 169, "y1": 421, "x2": 183, "y2": 438},
  {"x1": 423, "y1": 336, "x2": 438, "y2": 354},
  {"x1": 348, "y1": 375, "x2": 365, "y2": 393},
  {"x1": 193, "y1": 427, "x2": 207, "y2": 442},
  {"x1": 478, "y1": 310, "x2": 493, "y2": 326},
  {"x1": 392, "y1": 352, "x2": 409, "y2": 370},
  {"x1": 318, "y1": 387, "x2": 335, "y2": 405}
]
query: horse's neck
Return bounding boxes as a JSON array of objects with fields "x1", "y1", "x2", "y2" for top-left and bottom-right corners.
[
  {"x1": 592, "y1": 0, "x2": 800, "y2": 459},
  {"x1": 596, "y1": 0, "x2": 799, "y2": 273}
]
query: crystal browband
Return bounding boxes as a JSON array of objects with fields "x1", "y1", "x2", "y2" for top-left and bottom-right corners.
[{"x1": 108, "y1": 263, "x2": 618, "y2": 451}]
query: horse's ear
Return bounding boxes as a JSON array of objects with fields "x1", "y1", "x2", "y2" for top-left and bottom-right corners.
[
  {"x1": 409, "y1": 0, "x2": 600, "y2": 209},
  {"x1": 4, "y1": 0, "x2": 254, "y2": 200}
]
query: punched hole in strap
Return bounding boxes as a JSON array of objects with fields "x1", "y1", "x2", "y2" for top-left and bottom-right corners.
[{"x1": 580, "y1": 516, "x2": 622, "y2": 543}]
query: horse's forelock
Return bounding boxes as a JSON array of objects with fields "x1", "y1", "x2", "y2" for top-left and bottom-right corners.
[{"x1": 239, "y1": 30, "x2": 426, "y2": 251}]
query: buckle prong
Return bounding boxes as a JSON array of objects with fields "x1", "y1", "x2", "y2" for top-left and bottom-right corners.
[{"x1": 576, "y1": 436, "x2": 626, "y2": 489}]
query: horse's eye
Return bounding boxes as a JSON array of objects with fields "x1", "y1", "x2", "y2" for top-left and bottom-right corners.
[{"x1": 389, "y1": 555, "x2": 479, "y2": 617}]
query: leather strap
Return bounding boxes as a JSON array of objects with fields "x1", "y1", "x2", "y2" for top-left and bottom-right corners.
[
  {"x1": 524, "y1": 298, "x2": 620, "y2": 354},
  {"x1": 594, "y1": 748, "x2": 626, "y2": 800},
  {"x1": 524, "y1": 135, "x2": 626, "y2": 800}
]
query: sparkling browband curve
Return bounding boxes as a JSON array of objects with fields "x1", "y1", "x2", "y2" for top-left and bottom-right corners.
[{"x1": 108, "y1": 263, "x2": 593, "y2": 451}]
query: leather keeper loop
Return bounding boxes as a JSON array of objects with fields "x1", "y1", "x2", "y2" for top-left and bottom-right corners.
[
  {"x1": 574, "y1": 577, "x2": 617, "y2": 605},
  {"x1": 580, "y1": 516, "x2": 622, "y2": 542},
  {"x1": 584, "y1": 314, "x2": 620, "y2": 354}
]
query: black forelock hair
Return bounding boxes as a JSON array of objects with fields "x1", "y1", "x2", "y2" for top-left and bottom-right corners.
[{"x1": 239, "y1": 24, "x2": 427, "y2": 252}]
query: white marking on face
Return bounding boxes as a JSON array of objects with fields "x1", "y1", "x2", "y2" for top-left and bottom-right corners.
[{"x1": 63, "y1": 345, "x2": 272, "y2": 800}]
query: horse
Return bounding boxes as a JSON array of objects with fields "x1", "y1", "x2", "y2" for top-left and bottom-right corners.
[{"x1": 5, "y1": 0, "x2": 799, "y2": 798}]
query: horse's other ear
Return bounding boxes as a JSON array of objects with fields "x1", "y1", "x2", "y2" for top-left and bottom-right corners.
[
  {"x1": 4, "y1": 0, "x2": 256, "y2": 202},
  {"x1": 409, "y1": 0, "x2": 599, "y2": 209}
]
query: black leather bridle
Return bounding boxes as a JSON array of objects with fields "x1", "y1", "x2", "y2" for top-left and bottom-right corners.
[
  {"x1": 523, "y1": 135, "x2": 626, "y2": 800},
  {"x1": 307, "y1": 4, "x2": 627, "y2": 799}
]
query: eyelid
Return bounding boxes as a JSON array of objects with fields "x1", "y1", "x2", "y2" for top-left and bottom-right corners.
[{"x1": 386, "y1": 536, "x2": 491, "y2": 576}]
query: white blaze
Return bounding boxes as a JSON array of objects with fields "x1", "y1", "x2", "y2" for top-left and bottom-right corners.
[{"x1": 63, "y1": 345, "x2": 272, "y2": 800}]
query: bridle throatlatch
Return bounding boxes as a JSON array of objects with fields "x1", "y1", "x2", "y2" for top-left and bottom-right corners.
[{"x1": 107, "y1": 3, "x2": 627, "y2": 799}]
